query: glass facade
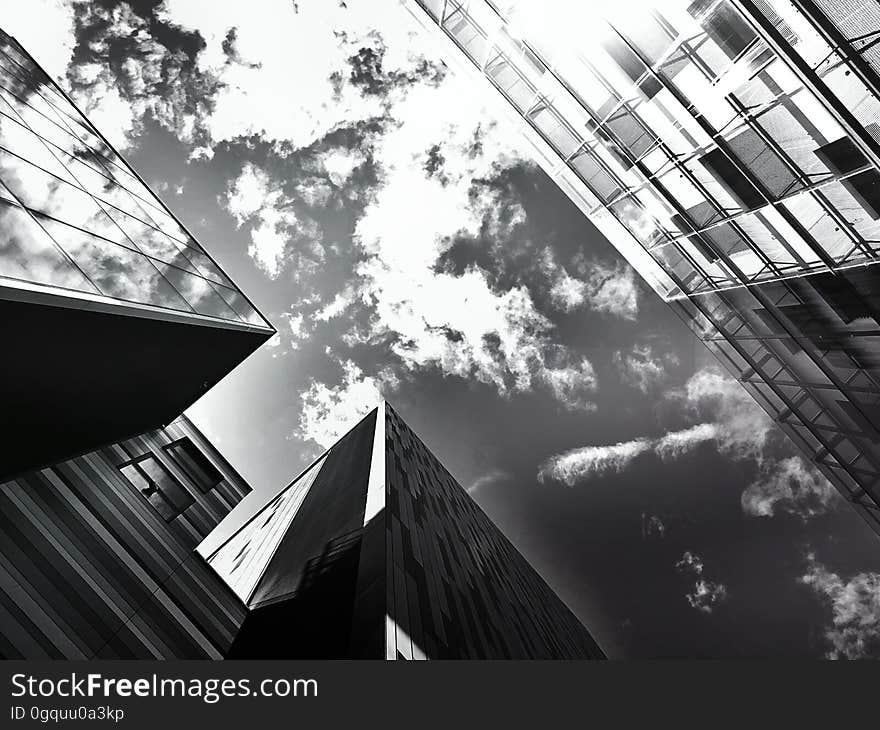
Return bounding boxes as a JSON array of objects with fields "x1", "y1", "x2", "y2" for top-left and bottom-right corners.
[
  {"x1": 0, "y1": 28, "x2": 270, "y2": 329},
  {"x1": 406, "y1": 0, "x2": 880, "y2": 533}
]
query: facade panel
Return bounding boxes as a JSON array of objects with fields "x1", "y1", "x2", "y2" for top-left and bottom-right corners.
[
  {"x1": 0, "y1": 416, "x2": 249, "y2": 659},
  {"x1": 405, "y1": 0, "x2": 880, "y2": 533}
]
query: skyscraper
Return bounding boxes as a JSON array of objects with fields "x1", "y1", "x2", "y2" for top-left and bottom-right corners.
[
  {"x1": 208, "y1": 403, "x2": 606, "y2": 659},
  {"x1": 0, "y1": 27, "x2": 270, "y2": 658},
  {"x1": 0, "y1": 27, "x2": 273, "y2": 480},
  {"x1": 404, "y1": 0, "x2": 880, "y2": 534}
]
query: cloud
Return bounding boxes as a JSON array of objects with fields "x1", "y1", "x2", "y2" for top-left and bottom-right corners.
[
  {"x1": 613, "y1": 344, "x2": 679, "y2": 393},
  {"x1": 583, "y1": 262, "x2": 639, "y2": 320},
  {"x1": 466, "y1": 469, "x2": 509, "y2": 494},
  {"x1": 538, "y1": 438, "x2": 653, "y2": 486},
  {"x1": 676, "y1": 368, "x2": 773, "y2": 463},
  {"x1": 1, "y1": 0, "x2": 78, "y2": 81},
  {"x1": 345, "y1": 71, "x2": 597, "y2": 408},
  {"x1": 320, "y1": 147, "x2": 367, "y2": 187},
  {"x1": 64, "y1": 3, "x2": 220, "y2": 151},
  {"x1": 538, "y1": 422, "x2": 719, "y2": 485},
  {"x1": 800, "y1": 555, "x2": 880, "y2": 659},
  {"x1": 545, "y1": 255, "x2": 639, "y2": 321},
  {"x1": 297, "y1": 360, "x2": 393, "y2": 449},
  {"x1": 741, "y1": 457, "x2": 839, "y2": 519},
  {"x1": 655, "y1": 423, "x2": 719, "y2": 460},
  {"x1": 540, "y1": 356, "x2": 597, "y2": 412},
  {"x1": 538, "y1": 368, "x2": 780, "y2": 486},
  {"x1": 675, "y1": 551, "x2": 728, "y2": 614},
  {"x1": 225, "y1": 162, "x2": 320, "y2": 278},
  {"x1": 161, "y1": 0, "x2": 427, "y2": 150}
]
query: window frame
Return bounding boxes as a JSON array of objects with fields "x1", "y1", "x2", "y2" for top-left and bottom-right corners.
[
  {"x1": 117, "y1": 452, "x2": 194, "y2": 522},
  {"x1": 163, "y1": 436, "x2": 224, "y2": 493}
]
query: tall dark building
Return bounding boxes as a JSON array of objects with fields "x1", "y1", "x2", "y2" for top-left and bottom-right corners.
[
  {"x1": 209, "y1": 403, "x2": 605, "y2": 659},
  {"x1": 0, "y1": 28, "x2": 270, "y2": 658},
  {"x1": 406, "y1": 0, "x2": 880, "y2": 535},
  {"x1": 0, "y1": 27, "x2": 273, "y2": 480}
]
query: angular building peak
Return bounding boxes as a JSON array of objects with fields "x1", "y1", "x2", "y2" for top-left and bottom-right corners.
[{"x1": 208, "y1": 404, "x2": 605, "y2": 659}]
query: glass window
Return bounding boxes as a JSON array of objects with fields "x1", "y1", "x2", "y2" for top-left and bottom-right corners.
[
  {"x1": 0, "y1": 195, "x2": 97, "y2": 292},
  {"x1": 165, "y1": 437, "x2": 223, "y2": 493},
  {"x1": 119, "y1": 454, "x2": 194, "y2": 522},
  {"x1": 699, "y1": 146, "x2": 765, "y2": 210}
]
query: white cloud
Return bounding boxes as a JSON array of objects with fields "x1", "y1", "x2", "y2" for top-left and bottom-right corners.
[
  {"x1": 540, "y1": 357, "x2": 597, "y2": 412},
  {"x1": 675, "y1": 551, "x2": 727, "y2": 614},
  {"x1": 315, "y1": 286, "x2": 357, "y2": 322},
  {"x1": 226, "y1": 163, "x2": 273, "y2": 224},
  {"x1": 538, "y1": 422, "x2": 717, "y2": 485},
  {"x1": 321, "y1": 147, "x2": 367, "y2": 186},
  {"x1": 741, "y1": 457, "x2": 838, "y2": 519},
  {"x1": 466, "y1": 469, "x2": 508, "y2": 494},
  {"x1": 584, "y1": 262, "x2": 639, "y2": 320},
  {"x1": 538, "y1": 438, "x2": 653, "y2": 486},
  {"x1": 347, "y1": 71, "x2": 595, "y2": 408},
  {"x1": 538, "y1": 367, "x2": 778, "y2": 486},
  {"x1": 655, "y1": 423, "x2": 718, "y2": 460},
  {"x1": 801, "y1": 555, "x2": 880, "y2": 659},
  {"x1": 548, "y1": 266, "x2": 588, "y2": 312},
  {"x1": 225, "y1": 162, "x2": 316, "y2": 279},
  {"x1": 161, "y1": 0, "x2": 422, "y2": 150},
  {"x1": 545, "y1": 255, "x2": 639, "y2": 320},
  {"x1": 297, "y1": 361, "x2": 386, "y2": 449},
  {"x1": 677, "y1": 368, "x2": 773, "y2": 462},
  {"x1": 0, "y1": 0, "x2": 78, "y2": 81},
  {"x1": 614, "y1": 344, "x2": 678, "y2": 393}
]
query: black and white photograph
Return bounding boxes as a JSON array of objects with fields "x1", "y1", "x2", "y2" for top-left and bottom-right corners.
[{"x1": 1, "y1": 0, "x2": 880, "y2": 678}]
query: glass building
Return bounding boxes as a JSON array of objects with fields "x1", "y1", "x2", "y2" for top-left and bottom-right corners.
[
  {"x1": 0, "y1": 27, "x2": 273, "y2": 479},
  {"x1": 209, "y1": 403, "x2": 605, "y2": 659},
  {"x1": 405, "y1": 0, "x2": 880, "y2": 534}
]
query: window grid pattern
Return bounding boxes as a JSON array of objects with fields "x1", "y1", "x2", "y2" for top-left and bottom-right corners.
[
  {"x1": 0, "y1": 29, "x2": 270, "y2": 329},
  {"x1": 413, "y1": 0, "x2": 880, "y2": 299}
]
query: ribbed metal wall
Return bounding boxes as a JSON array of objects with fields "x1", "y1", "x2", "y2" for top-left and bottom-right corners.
[{"x1": 0, "y1": 416, "x2": 249, "y2": 659}]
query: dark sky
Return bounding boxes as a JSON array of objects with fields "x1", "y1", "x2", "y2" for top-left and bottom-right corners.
[{"x1": 11, "y1": 0, "x2": 880, "y2": 658}]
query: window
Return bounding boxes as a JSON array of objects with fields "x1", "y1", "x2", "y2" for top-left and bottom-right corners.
[
  {"x1": 119, "y1": 454, "x2": 194, "y2": 522},
  {"x1": 814, "y1": 136, "x2": 880, "y2": 220},
  {"x1": 699, "y1": 147, "x2": 765, "y2": 210},
  {"x1": 164, "y1": 437, "x2": 223, "y2": 493},
  {"x1": 601, "y1": 35, "x2": 662, "y2": 100}
]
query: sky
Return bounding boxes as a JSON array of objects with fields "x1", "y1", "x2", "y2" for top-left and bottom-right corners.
[{"x1": 7, "y1": 0, "x2": 880, "y2": 658}]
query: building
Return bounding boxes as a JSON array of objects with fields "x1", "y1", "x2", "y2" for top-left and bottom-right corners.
[
  {"x1": 0, "y1": 27, "x2": 273, "y2": 480},
  {"x1": 208, "y1": 403, "x2": 606, "y2": 659},
  {"x1": 404, "y1": 0, "x2": 880, "y2": 534},
  {"x1": 0, "y1": 416, "x2": 250, "y2": 658},
  {"x1": 0, "y1": 28, "x2": 271, "y2": 658}
]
